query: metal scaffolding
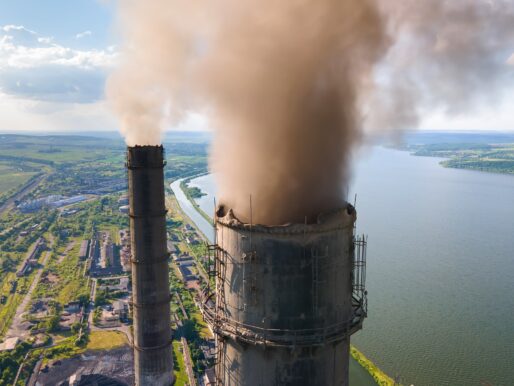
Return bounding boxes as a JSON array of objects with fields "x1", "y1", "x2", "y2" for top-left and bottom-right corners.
[{"x1": 200, "y1": 227, "x2": 368, "y2": 384}]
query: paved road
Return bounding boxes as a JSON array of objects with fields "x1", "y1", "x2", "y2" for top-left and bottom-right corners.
[{"x1": 6, "y1": 234, "x2": 55, "y2": 339}]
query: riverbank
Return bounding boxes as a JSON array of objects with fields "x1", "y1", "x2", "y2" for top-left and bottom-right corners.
[
  {"x1": 180, "y1": 176, "x2": 213, "y2": 224},
  {"x1": 351, "y1": 346, "x2": 396, "y2": 386},
  {"x1": 394, "y1": 142, "x2": 514, "y2": 175},
  {"x1": 169, "y1": 178, "x2": 215, "y2": 242}
]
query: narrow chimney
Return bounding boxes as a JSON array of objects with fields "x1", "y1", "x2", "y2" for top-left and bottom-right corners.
[{"x1": 127, "y1": 145, "x2": 173, "y2": 386}]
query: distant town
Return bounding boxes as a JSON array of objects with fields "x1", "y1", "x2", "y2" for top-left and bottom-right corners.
[{"x1": 0, "y1": 134, "x2": 220, "y2": 386}]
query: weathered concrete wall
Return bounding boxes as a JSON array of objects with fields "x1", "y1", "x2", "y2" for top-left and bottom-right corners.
[
  {"x1": 128, "y1": 146, "x2": 173, "y2": 386},
  {"x1": 215, "y1": 206, "x2": 356, "y2": 386}
]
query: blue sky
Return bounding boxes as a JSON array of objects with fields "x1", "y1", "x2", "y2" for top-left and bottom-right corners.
[
  {"x1": 0, "y1": 1, "x2": 513, "y2": 134},
  {"x1": 0, "y1": 0, "x2": 119, "y2": 133},
  {"x1": 0, "y1": 0, "x2": 114, "y2": 48}
]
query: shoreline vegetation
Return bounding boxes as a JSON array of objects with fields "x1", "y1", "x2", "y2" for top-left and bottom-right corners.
[
  {"x1": 179, "y1": 175, "x2": 214, "y2": 225},
  {"x1": 392, "y1": 142, "x2": 514, "y2": 175},
  {"x1": 177, "y1": 175, "x2": 397, "y2": 386},
  {"x1": 351, "y1": 346, "x2": 397, "y2": 386}
]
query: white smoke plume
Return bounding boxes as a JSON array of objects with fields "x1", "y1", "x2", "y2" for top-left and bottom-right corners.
[{"x1": 107, "y1": 0, "x2": 514, "y2": 224}]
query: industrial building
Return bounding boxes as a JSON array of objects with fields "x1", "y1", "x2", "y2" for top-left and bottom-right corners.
[
  {"x1": 17, "y1": 237, "x2": 46, "y2": 277},
  {"x1": 78, "y1": 240, "x2": 90, "y2": 260}
]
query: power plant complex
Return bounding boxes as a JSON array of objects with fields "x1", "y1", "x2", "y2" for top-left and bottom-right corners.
[{"x1": 127, "y1": 146, "x2": 367, "y2": 385}]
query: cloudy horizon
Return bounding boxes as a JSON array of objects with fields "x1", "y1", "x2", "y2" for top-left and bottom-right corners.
[{"x1": 1, "y1": 0, "x2": 514, "y2": 135}]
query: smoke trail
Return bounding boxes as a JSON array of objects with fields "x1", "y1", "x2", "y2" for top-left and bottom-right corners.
[
  {"x1": 107, "y1": 0, "x2": 514, "y2": 224},
  {"x1": 106, "y1": 1, "x2": 205, "y2": 146}
]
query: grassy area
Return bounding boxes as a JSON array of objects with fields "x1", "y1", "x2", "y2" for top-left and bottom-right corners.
[
  {"x1": 32, "y1": 237, "x2": 89, "y2": 307},
  {"x1": 52, "y1": 330, "x2": 74, "y2": 344},
  {"x1": 350, "y1": 346, "x2": 396, "y2": 386},
  {"x1": 0, "y1": 163, "x2": 38, "y2": 195},
  {"x1": 172, "y1": 340, "x2": 189, "y2": 386},
  {"x1": 0, "y1": 291, "x2": 23, "y2": 338},
  {"x1": 0, "y1": 273, "x2": 34, "y2": 339},
  {"x1": 43, "y1": 336, "x2": 86, "y2": 363},
  {"x1": 86, "y1": 331, "x2": 128, "y2": 351},
  {"x1": 190, "y1": 310, "x2": 212, "y2": 339},
  {"x1": 55, "y1": 241, "x2": 87, "y2": 305},
  {"x1": 165, "y1": 151, "x2": 208, "y2": 181},
  {"x1": 0, "y1": 135, "x2": 124, "y2": 165}
]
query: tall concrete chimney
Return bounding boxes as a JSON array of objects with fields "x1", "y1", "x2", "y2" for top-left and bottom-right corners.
[
  {"x1": 127, "y1": 145, "x2": 173, "y2": 386},
  {"x1": 208, "y1": 205, "x2": 366, "y2": 385}
]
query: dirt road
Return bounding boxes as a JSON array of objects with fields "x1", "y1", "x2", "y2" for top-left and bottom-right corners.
[{"x1": 6, "y1": 234, "x2": 55, "y2": 339}]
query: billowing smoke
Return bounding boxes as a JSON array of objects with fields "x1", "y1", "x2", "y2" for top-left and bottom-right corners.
[
  {"x1": 366, "y1": 0, "x2": 514, "y2": 133},
  {"x1": 107, "y1": 0, "x2": 514, "y2": 224}
]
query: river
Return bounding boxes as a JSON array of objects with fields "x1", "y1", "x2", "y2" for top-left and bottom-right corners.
[
  {"x1": 174, "y1": 147, "x2": 514, "y2": 386},
  {"x1": 170, "y1": 179, "x2": 215, "y2": 242}
]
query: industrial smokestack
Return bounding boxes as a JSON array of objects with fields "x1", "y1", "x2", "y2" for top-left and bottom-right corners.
[
  {"x1": 208, "y1": 204, "x2": 366, "y2": 385},
  {"x1": 127, "y1": 145, "x2": 173, "y2": 386},
  {"x1": 109, "y1": 2, "x2": 514, "y2": 222}
]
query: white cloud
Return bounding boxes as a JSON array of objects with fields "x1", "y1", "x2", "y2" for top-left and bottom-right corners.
[
  {"x1": 0, "y1": 91, "x2": 117, "y2": 132},
  {"x1": 171, "y1": 111, "x2": 211, "y2": 132},
  {"x1": 0, "y1": 24, "x2": 117, "y2": 103},
  {"x1": 420, "y1": 95, "x2": 514, "y2": 131},
  {"x1": 0, "y1": 25, "x2": 115, "y2": 70},
  {"x1": 76, "y1": 30, "x2": 92, "y2": 39},
  {"x1": 37, "y1": 36, "x2": 53, "y2": 44},
  {"x1": 0, "y1": 24, "x2": 120, "y2": 133},
  {"x1": 2, "y1": 25, "x2": 36, "y2": 34}
]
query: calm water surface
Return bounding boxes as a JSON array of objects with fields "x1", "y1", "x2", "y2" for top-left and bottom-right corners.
[
  {"x1": 170, "y1": 179, "x2": 215, "y2": 242},
  {"x1": 186, "y1": 147, "x2": 514, "y2": 386}
]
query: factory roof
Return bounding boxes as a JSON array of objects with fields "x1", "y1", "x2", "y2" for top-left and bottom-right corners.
[{"x1": 79, "y1": 240, "x2": 89, "y2": 258}]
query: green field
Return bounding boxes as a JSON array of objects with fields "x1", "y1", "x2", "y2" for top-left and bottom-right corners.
[
  {"x1": 87, "y1": 331, "x2": 128, "y2": 350},
  {"x1": 31, "y1": 237, "x2": 89, "y2": 307},
  {"x1": 0, "y1": 163, "x2": 37, "y2": 194},
  {"x1": 0, "y1": 135, "x2": 124, "y2": 164},
  {"x1": 172, "y1": 340, "x2": 189, "y2": 386}
]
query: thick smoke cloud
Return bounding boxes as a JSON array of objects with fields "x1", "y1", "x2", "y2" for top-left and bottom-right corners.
[
  {"x1": 107, "y1": 0, "x2": 514, "y2": 224},
  {"x1": 366, "y1": 0, "x2": 514, "y2": 133}
]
